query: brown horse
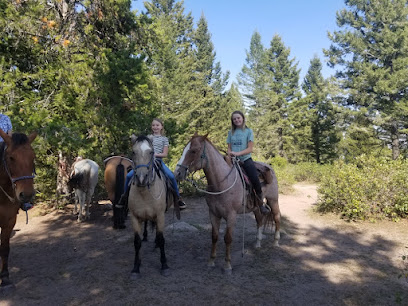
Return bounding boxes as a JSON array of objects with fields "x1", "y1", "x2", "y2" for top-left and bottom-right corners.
[
  {"x1": 0, "y1": 129, "x2": 37, "y2": 290},
  {"x1": 128, "y1": 135, "x2": 169, "y2": 278},
  {"x1": 174, "y1": 134, "x2": 281, "y2": 273},
  {"x1": 104, "y1": 156, "x2": 133, "y2": 229}
]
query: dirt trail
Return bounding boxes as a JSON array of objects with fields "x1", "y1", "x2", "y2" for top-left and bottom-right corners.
[{"x1": 1, "y1": 184, "x2": 408, "y2": 305}]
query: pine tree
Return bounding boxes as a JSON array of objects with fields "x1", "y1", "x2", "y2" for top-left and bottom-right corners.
[
  {"x1": 301, "y1": 56, "x2": 340, "y2": 163},
  {"x1": 324, "y1": 0, "x2": 408, "y2": 159},
  {"x1": 256, "y1": 34, "x2": 301, "y2": 159},
  {"x1": 237, "y1": 30, "x2": 266, "y2": 109}
]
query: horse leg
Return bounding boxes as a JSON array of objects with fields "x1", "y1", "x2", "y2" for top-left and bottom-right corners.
[
  {"x1": 269, "y1": 199, "x2": 281, "y2": 247},
  {"x1": 156, "y1": 231, "x2": 169, "y2": 276},
  {"x1": 156, "y1": 215, "x2": 169, "y2": 276},
  {"x1": 0, "y1": 223, "x2": 15, "y2": 289},
  {"x1": 130, "y1": 215, "x2": 142, "y2": 279},
  {"x1": 85, "y1": 188, "x2": 94, "y2": 220},
  {"x1": 142, "y1": 221, "x2": 148, "y2": 242},
  {"x1": 208, "y1": 214, "x2": 221, "y2": 268},
  {"x1": 223, "y1": 216, "x2": 237, "y2": 274},
  {"x1": 76, "y1": 190, "x2": 85, "y2": 222},
  {"x1": 73, "y1": 190, "x2": 79, "y2": 215},
  {"x1": 254, "y1": 210, "x2": 264, "y2": 248}
]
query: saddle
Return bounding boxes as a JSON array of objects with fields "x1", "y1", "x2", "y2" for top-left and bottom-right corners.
[
  {"x1": 225, "y1": 156, "x2": 274, "y2": 209},
  {"x1": 153, "y1": 160, "x2": 181, "y2": 220}
]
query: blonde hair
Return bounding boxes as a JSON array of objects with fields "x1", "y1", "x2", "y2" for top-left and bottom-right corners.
[{"x1": 151, "y1": 118, "x2": 165, "y2": 135}]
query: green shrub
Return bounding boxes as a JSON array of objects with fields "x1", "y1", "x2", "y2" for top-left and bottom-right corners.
[
  {"x1": 286, "y1": 162, "x2": 332, "y2": 183},
  {"x1": 316, "y1": 155, "x2": 408, "y2": 221}
]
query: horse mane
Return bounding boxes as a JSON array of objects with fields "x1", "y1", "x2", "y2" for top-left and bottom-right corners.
[
  {"x1": 136, "y1": 135, "x2": 151, "y2": 143},
  {"x1": 11, "y1": 133, "x2": 29, "y2": 145},
  {"x1": 0, "y1": 133, "x2": 29, "y2": 167},
  {"x1": 192, "y1": 134, "x2": 224, "y2": 157}
]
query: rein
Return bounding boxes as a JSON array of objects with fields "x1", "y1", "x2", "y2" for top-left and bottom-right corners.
[
  {"x1": 132, "y1": 146, "x2": 164, "y2": 199},
  {"x1": 182, "y1": 144, "x2": 241, "y2": 195}
]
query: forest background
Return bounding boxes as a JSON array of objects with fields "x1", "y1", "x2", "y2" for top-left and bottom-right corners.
[{"x1": 1, "y1": 0, "x2": 408, "y2": 221}]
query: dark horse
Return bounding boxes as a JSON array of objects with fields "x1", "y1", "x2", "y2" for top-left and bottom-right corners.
[
  {"x1": 174, "y1": 134, "x2": 281, "y2": 273},
  {"x1": 0, "y1": 129, "x2": 37, "y2": 290},
  {"x1": 104, "y1": 156, "x2": 133, "y2": 229}
]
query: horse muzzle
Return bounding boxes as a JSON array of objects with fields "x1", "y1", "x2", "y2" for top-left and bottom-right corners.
[
  {"x1": 174, "y1": 165, "x2": 188, "y2": 181},
  {"x1": 135, "y1": 172, "x2": 149, "y2": 187}
]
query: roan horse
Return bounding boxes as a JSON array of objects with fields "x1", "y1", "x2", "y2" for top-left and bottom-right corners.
[
  {"x1": 128, "y1": 135, "x2": 169, "y2": 278},
  {"x1": 174, "y1": 134, "x2": 281, "y2": 273},
  {"x1": 0, "y1": 129, "x2": 37, "y2": 290},
  {"x1": 103, "y1": 156, "x2": 133, "y2": 229}
]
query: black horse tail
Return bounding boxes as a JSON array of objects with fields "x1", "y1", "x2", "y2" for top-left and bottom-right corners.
[{"x1": 114, "y1": 163, "x2": 125, "y2": 205}]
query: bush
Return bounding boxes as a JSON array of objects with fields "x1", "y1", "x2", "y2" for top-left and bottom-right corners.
[
  {"x1": 316, "y1": 155, "x2": 408, "y2": 221},
  {"x1": 286, "y1": 162, "x2": 332, "y2": 183}
]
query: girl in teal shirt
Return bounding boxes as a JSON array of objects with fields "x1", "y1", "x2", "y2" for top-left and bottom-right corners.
[{"x1": 227, "y1": 110, "x2": 270, "y2": 215}]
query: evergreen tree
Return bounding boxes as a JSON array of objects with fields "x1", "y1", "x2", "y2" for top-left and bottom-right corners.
[
  {"x1": 0, "y1": 0, "x2": 151, "y2": 199},
  {"x1": 188, "y1": 13, "x2": 230, "y2": 146},
  {"x1": 301, "y1": 56, "x2": 340, "y2": 163},
  {"x1": 237, "y1": 30, "x2": 266, "y2": 108},
  {"x1": 324, "y1": 0, "x2": 408, "y2": 159},
  {"x1": 256, "y1": 34, "x2": 301, "y2": 159}
]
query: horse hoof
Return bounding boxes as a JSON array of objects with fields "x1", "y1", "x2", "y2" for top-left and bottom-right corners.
[
  {"x1": 222, "y1": 268, "x2": 233, "y2": 275},
  {"x1": 0, "y1": 283, "x2": 16, "y2": 294},
  {"x1": 130, "y1": 272, "x2": 141, "y2": 281},
  {"x1": 161, "y1": 268, "x2": 170, "y2": 277}
]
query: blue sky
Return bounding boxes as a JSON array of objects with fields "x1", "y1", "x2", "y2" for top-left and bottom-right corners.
[{"x1": 133, "y1": 0, "x2": 346, "y2": 87}]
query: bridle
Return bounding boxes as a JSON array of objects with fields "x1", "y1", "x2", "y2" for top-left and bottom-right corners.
[
  {"x1": 178, "y1": 140, "x2": 241, "y2": 196},
  {"x1": 0, "y1": 144, "x2": 35, "y2": 203},
  {"x1": 132, "y1": 146, "x2": 156, "y2": 188}
]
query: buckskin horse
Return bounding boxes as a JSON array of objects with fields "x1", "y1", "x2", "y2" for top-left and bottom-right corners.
[
  {"x1": 174, "y1": 134, "x2": 281, "y2": 274},
  {"x1": 128, "y1": 135, "x2": 169, "y2": 278},
  {"x1": 0, "y1": 129, "x2": 37, "y2": 290}
]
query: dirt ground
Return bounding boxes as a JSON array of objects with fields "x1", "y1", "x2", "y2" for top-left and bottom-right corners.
[{"x1": 1, "y1": 183, "x2": 408, "y2": 305}]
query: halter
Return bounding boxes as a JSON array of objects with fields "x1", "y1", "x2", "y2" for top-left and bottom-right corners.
[
  {"x1": 179, "y1": 140, "x2": 242, "y2": 196},
  {"x1": 132, "y1": 149, "x2": 155, "y2": 188},
  {"x1": 0, "y1": 144, "x2": 35, "y2": 203},
  {"x1": 176, "y1": 139, "x2": 209, "y2": 174}
]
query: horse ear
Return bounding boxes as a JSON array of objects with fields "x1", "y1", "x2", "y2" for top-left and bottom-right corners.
[
  {"x1": 28, "y1": 131, "x2": 37, "y2": 144},
  {"x1": 193, "y1": 132, "x2": 198, "y2": 137},
  {"x1": 0, "y1": 129, "x2": 11, "y2": 144},
  {"x1": 131, "y1": 134, "x2": 137, "y2": 145},
  {"x1": 204, "y1": 134, "x2": 209, "y2": 139}
]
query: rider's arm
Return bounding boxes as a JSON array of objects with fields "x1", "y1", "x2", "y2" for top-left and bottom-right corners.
[{"x1": 154, "y1": 145, "x2": 168, "y2": 158}]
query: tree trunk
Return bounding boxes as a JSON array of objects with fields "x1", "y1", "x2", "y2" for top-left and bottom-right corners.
[
  {"x1": 390, "y1": 122, "x2": 400, "y2": 160},
  {"x1": 56, "y1": 151, "x2": 72, "y2": 205}
]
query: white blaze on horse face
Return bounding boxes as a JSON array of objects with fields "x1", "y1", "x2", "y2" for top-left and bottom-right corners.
[
  {"x1": 140, "y1": 141, "x2": 152, "y2": 158},
  {"x1": 177, "y1": 142, "x2": 191, "y2": 167}
]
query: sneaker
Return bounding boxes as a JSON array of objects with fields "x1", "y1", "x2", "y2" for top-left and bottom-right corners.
[{"x1": 178, "y1": 200, "x2": 187, "y2": 210}]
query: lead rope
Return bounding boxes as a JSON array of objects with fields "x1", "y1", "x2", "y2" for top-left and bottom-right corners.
[{"x1": 232, "y1": 158, "x2": 247, "y2": 257}]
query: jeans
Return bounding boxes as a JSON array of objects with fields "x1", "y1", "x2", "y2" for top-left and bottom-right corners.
[{"x1": 125, "y1": 159, "x2": 180, "y2": 197}]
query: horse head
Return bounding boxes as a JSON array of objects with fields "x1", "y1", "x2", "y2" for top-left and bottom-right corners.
[
  {"x1": 0, "y1": 129, "x2": 37, "y2": 205},
  {"x1": 131, "y1": 135, "x2": 154, "y2": 187},
  {"x1": 174, "y1": 134, "x2": 208, "y2": 181}
]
